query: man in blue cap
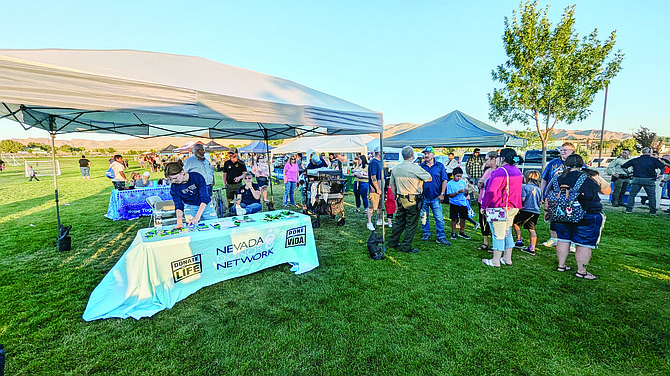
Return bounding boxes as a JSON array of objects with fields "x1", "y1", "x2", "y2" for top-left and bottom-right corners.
[{"x1": 419, "y1": 146, "x2": 451, "y2": 245}]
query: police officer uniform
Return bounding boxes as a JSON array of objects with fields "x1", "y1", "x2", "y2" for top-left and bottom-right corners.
[{"x1": 388, "y1": 159, "x2": 432, "y2": 253}]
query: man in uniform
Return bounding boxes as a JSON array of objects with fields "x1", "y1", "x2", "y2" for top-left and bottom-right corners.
[
  {"x1": 184, "y1": 143, "x2": 215, "y2": 197},
  {"x1": 419, "y1": 146, "x2": 450, "y2": 245},
  {"x1": 222, "y1": 147, "x2": 247, "y2": 204},
  {"x1": 605, "y1": 148, "x2": 632, "y2": 207},
  {"x1": 388, "y1": 145, "x2": 432, "y2": 253},
  {"x1": 623, "y1": 147, "x2": 667, "y2": 215}
]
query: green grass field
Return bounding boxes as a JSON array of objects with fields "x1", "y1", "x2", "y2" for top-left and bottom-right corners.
[{"x1": 0, "y1": 156, "x2": 669, "y2": 375}]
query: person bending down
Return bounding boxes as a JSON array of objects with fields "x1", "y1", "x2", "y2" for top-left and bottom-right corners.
[
  {"x1": 165, "y1": 161, "x2": 217, "y2": 228},
  {"x1": 232, "y1": 173, "x2": 263, "y2": 215}
]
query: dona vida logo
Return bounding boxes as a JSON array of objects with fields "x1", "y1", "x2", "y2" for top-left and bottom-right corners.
[
  {"x1": 171, "y1": 254, "x2": 202, "y2": 283},
  {"x1": 285, "y1": 226, "x2": 306, "y2": 248}
]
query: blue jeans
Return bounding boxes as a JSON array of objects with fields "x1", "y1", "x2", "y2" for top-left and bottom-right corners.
[
  {"x1": 183, "y1": 202, "x2": 218, "y2": 221},
  {"x1": 353, "y1": 181, "x2": 370, "y2": 209},
  {"x1": 283, "y1": 181, "x2": 296, "y2": 206},
  {"x1": 421, "y1": 197, "x2": 446, "y2": 239},
  {"x1": 626, "y1": 177, "x2": 658, "y2": 213},
  {"x1": 662, "y1": 179, "x2": 670, "y2": 199},
  {"x1": 231, "y1": 202, "x2": 262, "y2": 215}
]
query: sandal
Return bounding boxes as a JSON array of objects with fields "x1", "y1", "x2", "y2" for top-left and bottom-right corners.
[
  {"x1": 501, "y1": 259, "x2": 512, "y2": 266},
  {"x1": 557, "y1": 266, "x2": 572, "y2": 272},
  {"x1": 477, "y1": 244, "x2": 489, "y2": 251},
  {"x1": 482, "y1": 259, "x2": 501, "y2": 267},
  {"x1": 575, "y1": 272, "x2": 597, "y2": 280}
]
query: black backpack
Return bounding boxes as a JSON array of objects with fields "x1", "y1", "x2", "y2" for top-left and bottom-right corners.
[{"x1": 367, "y1": 232, "x2": 385, "y2": 260}]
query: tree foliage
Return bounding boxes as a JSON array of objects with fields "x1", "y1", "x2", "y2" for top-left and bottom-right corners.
[
  {"x1": 488, "y1": 1, "x2": 624, "y2": 169},
  {"x1": 633, "y1": 126, "x2": 663, "y2": 152},
  {"x1": 611, "y1": 139, "x2": 638, "y2": 157},
  {"x1": 0, "y1": 139, "x2": 26, "y2": 153}
]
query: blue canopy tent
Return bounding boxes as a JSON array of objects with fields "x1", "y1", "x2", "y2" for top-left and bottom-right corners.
[
  {"x1": 384, "y1": 110, "x2": 526, "y2": 148},
  {"x1": 238, "y1": 140, "x2": 274, "y2": 154}
]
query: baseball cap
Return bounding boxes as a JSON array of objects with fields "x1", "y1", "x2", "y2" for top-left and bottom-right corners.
[
  {"x1": 473, "y1": 148, "x2": 481, "y2": 153},
  {"x1": 228, "y1": 147, "x2": 238, "y2": 153},
  {"x1": 422, "y1": 146, "x2": 435, "y2": 154}
]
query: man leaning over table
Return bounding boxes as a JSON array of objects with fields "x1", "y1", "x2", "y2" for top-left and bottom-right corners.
[
  {"x1": 184, "y1": 143, "x2": 215, "y2": 197},
  {"x1": 165, "y1": 161, "x2": 217, "y2": 228}
]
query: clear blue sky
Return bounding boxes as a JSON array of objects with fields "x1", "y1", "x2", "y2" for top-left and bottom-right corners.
[{"x1": 1, "y1": 0, "x2": 667, "y2": 141}]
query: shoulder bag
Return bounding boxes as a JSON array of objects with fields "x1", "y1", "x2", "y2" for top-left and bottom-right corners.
[{"x1": 485, "y1": 167, "x2": 509, "y2": 222}]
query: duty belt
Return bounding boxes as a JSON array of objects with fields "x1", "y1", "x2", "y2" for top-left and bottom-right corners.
[{"x1": 398, "y1": 194, "x2": 419, "y2": 199}]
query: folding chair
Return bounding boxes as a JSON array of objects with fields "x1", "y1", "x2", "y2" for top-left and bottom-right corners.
[{"x1": 146, "y1": 196, "x2": 177, "y2": 227}]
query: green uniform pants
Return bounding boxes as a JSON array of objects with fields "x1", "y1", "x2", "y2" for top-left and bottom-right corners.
[{"x1": 389, "y1": 196, "x2": 421, "y2": 252}]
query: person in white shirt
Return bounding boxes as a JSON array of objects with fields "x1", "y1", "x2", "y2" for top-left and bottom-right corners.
[
  {"x1": 183, "y1": 144, "x2": 215, "y2": 196},
  {"x1": 444, "y1": 153, "x2": 460, "y2": 180},
  {"x1": 110, "y1": 154, "x2": 128, "y2": 189}
]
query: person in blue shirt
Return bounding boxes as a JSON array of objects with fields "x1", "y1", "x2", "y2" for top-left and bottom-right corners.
[
  {"x1": 446, "y1": 167, "x2": 471, "y2": 240},
  {"x1": 419, "y1": 146, "x2": 451, "y2": 245},
  {"x1": 165, "y1": 161, "x2": 217, "y2": 228},
  {"x1": 232, "y1": 172, "x2": 263, "y2": 215},
  {"x1": 513, "y1": 170, "x2": 543, "y2": 255},
  {"x1": 366, "y1": 147, "x2": 384, "y2": 231}
]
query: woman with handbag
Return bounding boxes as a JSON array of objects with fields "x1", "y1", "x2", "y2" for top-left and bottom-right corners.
[
  {"x1": 545, "y1": 154, "x2": 607, "y2": 280},
  {"x1": 481, "y1": 148, "x2": 523, "y2": 267},
  {"x1": 476, "y1": 151, "x2": 499, "y2": 252}
]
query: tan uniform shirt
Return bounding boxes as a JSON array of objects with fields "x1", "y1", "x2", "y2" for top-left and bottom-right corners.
[{"x1": 390, "y1": 160, "x2": 431, "y2": 195}]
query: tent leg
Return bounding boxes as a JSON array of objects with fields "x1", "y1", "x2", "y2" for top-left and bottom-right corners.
[
  {"x1": 49, "y1": 129, "x2": 71, "y2": 251},
  {"x1": 379, "y1": 122, "x2": 386, "y2": 256},
  {"x1": 263, "y1": 130, "x2": 274, "y2": 205}
]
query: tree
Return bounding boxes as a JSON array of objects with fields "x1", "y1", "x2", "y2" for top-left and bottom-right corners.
[
  {"x1": 514, "y1": 127, "x2": 553, "y2": 150},
  {"x1": 633, "y1": 126, "x2": 663, "y2": 152},
  {"x1": 611, "y1": 139, "x2": 638, "y2": 157},
  {"x1": 488, "y1": 1, "x2": 624, "y2": 171},
  {"x1": 0, "y1": 139, "x2": 26, "y2": 153},
  {"x1": 106, "y1": 147, "x2": 116, "y2": 153}
]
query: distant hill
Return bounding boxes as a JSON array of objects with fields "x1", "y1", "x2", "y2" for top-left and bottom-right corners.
[
  {"x1": 9, "y1": 127, "x2": 632, "y2": 152},
  {"x1": 383, "y1": 123, "x2": 633, "y2": 141},
  {"x1": 9, "y1": 136, "x2": 257, "y2": 153}
]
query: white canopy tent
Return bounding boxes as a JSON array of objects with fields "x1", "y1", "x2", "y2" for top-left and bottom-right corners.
[
  {"x1": 0, "y1": 49, "x2": 383, "y2": 250},
  {"x1": 271, "y1": 134, "x2": 377, "y2": 155}
]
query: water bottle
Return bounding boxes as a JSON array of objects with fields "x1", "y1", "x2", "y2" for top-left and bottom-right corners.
[{"x1": 0, "y1": 343, "x2": 5, "y2": 376}]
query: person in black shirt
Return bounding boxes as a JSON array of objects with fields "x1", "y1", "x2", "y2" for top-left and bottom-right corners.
[
  {"x1": 548, "y1": 155, "x2": 606, "y2": 280},
  {"x1": 232, "y1": 172, "x2": 262, "y2": 215},
  {"x1": 622, "y1": 147, "x2": 667, "y2": 214},
  {"x1": 78, "y1": 155, "x2": 91, "y2": 180},
  {"x1": 222, "y1": 147, "x2": 247, "y2": 204}
]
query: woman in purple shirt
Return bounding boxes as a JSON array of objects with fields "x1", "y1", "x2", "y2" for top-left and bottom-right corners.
[
  {"x1": 283, "y1": 155, "x2": 299, "y2": 206},
  {"x1": 481, "y1": 148, "x2": 523, "y2": 267}
]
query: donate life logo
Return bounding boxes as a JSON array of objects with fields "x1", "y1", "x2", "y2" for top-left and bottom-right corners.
[
  {"x1": 285, "y1": 226, "x2": 306, "y2": 248},
  {"x1": 171, "y1": 254, "x2": 202, "y2": 283}
]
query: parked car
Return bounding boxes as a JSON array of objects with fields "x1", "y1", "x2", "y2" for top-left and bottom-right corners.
[
  {"x1": 589, "y1": 157, "x2": 615, "y2": 168},
  {"x1": 520, "y1": 149, "x2": 561, "y2": 173}
]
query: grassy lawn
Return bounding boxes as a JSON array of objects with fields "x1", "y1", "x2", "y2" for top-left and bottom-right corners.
[{"x1": 0, "y1": 156, "x2": 669, "y2": 375}]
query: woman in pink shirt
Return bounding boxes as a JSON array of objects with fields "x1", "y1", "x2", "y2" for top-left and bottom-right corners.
[
  {"x1": 283, "y1": 155, "x2": 299, "y2": 206},
  {"x1": 481, "y1": 148, "x2": 523, "y2": 267},
  {"x1": 476, "y1": 151, "x2": 500, "y2": 251}
]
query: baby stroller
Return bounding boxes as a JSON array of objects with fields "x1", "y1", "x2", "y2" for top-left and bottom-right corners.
[{"x1": 305, "y1": 169, "x2": 346, "y2": 228}]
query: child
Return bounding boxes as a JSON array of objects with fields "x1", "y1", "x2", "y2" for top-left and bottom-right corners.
[
  {"x1": 446, "y1": 167, "x2": 471, "y2": 239},
  {"x1": 384, "y1": 177, "x2": 396, "y2": 228},
  {"x1": 298, "y1": 178, "x2": 308, "y2": 214},
  {"x1": 513, "y1": 170, "x2": 543, "y2": 255},
  {"x1": 28, "y1": 165, "x2": 39, "y2": 181}
]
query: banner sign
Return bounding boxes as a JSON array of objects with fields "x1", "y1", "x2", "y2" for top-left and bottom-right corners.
[
  {"x1": 83, "y1": 211, "x2": 318, "y2": 321},
  {"x1": 104, "y1": 185, "x2": 172, "y2": 220}
]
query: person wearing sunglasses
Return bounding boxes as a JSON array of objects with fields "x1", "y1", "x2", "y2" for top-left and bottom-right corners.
[
  {"x1": 232, "y1": 172, "x2": 262, "y2": 215},
  {"x1": 222, "y1": 147, "x2": 247, "y2": 204}
]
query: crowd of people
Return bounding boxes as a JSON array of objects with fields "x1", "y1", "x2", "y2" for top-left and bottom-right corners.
[{"x1": 97, "y1": 140, "x2": 669, "y2": 278}]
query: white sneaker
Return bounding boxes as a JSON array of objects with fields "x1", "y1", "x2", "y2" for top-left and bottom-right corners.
[
  {"x1": 366, "y1": 222, "x2": 375, "y2": 231},
  {"x1": 236, "y1": 205, "x2": 246, "y2": 216},
  {"x1": 376, "y1": 219, "x2": 383, "y2": 226},
  {"x1": 542, "y1": 238, "x2": 557, "y2": 247},
  {"x1": 387, "y1": 222, "x2": 393, "y2": 228}
]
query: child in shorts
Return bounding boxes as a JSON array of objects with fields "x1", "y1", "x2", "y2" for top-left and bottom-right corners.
[
  {"x1": 446, "y1": 167, "x2": 471, "y2": 240},
  {"x1": 513, "y1": 170, "x2": 543, "y2": 255}
]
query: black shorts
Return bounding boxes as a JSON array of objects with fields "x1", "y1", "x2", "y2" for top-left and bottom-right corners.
[
  {"x1": 256, "y1": 177, "x2": 269, "y2": 187},
  {"x1": 513, "y1": 210, "x2": 540, "y2": 230},
  {"x1": 449, "y1": 204, "x2": 468, "y2": 220}
]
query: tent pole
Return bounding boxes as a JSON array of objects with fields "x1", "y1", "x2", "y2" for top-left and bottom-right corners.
[
  {"x1": 49, "y1": 129, "x2": 62, "y2": 232},
  {"x1": 379, "y1": 116, "x2": 386, "y2": 255},
  {"x1": 264, "y1": 129, "x2": 273, "y2": 201}
]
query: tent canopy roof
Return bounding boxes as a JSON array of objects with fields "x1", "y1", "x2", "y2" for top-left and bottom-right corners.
[
  {"x1": 384, "y1": 110, "x2": 526, "y2": 148},
  {"x1": 0, "y1": 49, "x2": 382, "y2": 140},
  {"x1": 272, "y1": 134, "x2": 376, "y2": 154},
  {"x1": 238, "y1": 140, "x2": 274, "y2": 154}
]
